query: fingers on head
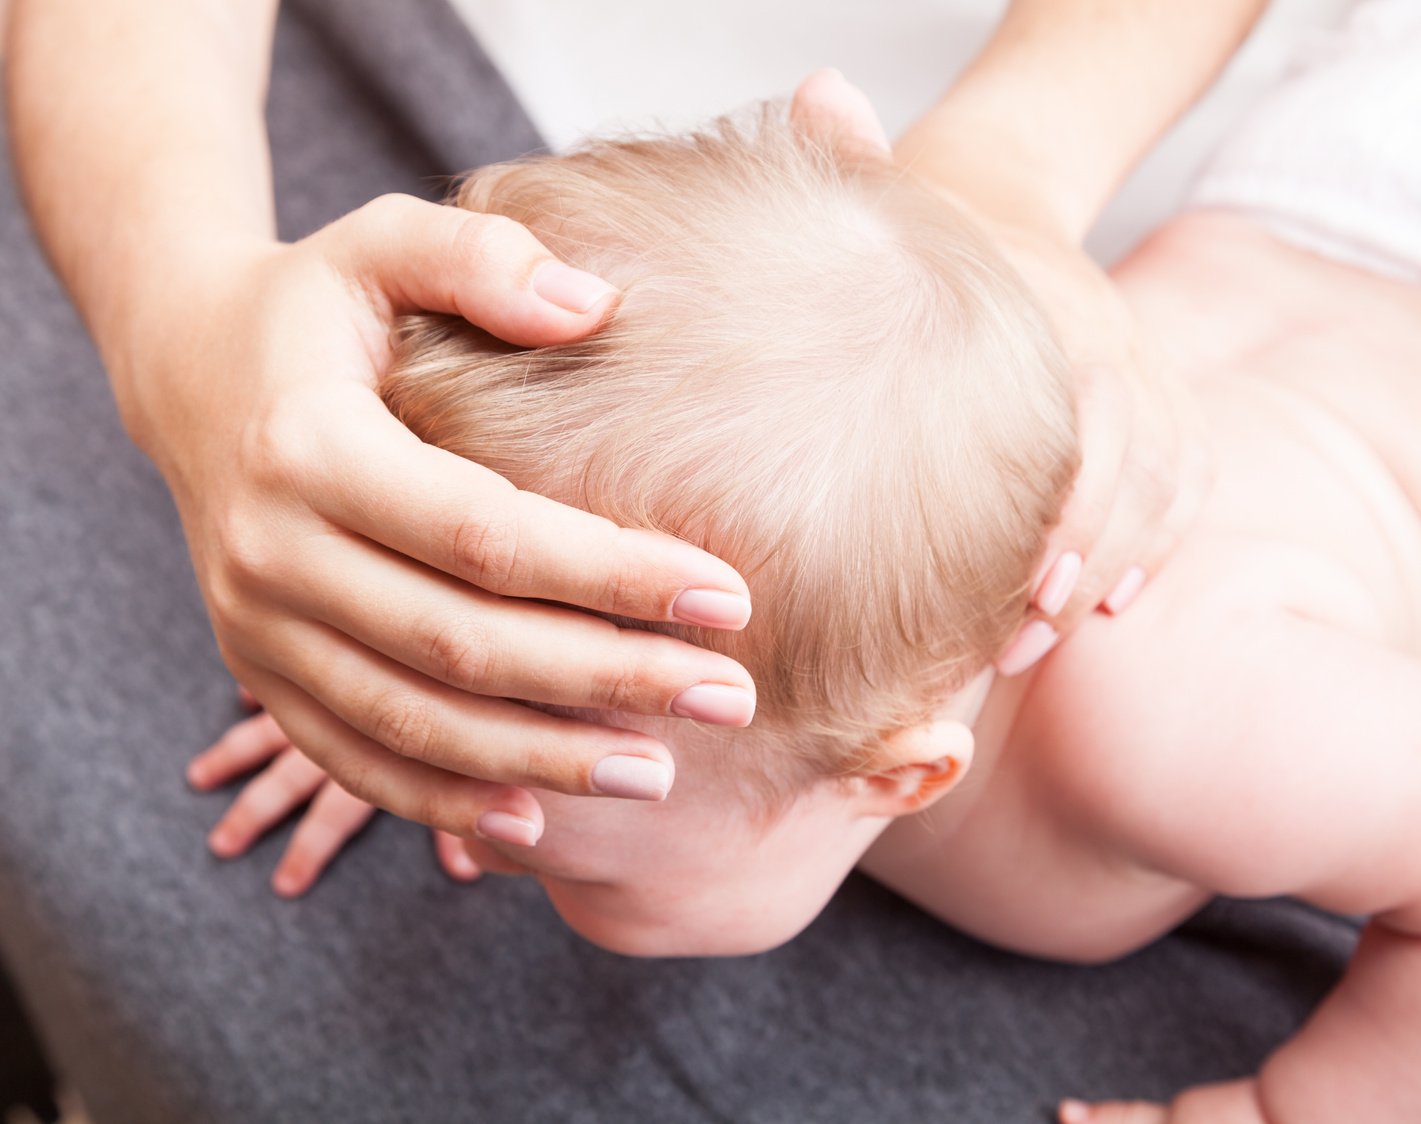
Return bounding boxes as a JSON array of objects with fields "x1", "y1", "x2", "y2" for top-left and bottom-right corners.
[
  {"x1": 323, "y1": 193, "x2": 617, "y2": 348},
  {"x1": 243, "y1": 672, "x2": 553, "y2": 834},
  {"x1": 301, "y1": 434, "x2": 751, "y2": 630},
  {"x1": 255, "y1": 624, "x2": 683, "y2": 798}
]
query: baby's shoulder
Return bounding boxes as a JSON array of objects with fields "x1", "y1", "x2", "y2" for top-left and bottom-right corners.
[{"x1": 1010, "y1": 539, "x2": 1362, "y2": 888}]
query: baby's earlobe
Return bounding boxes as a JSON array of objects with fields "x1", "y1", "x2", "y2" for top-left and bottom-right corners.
[{"x1": 860, "y1": 728, "x2": 974, "y2": 816}]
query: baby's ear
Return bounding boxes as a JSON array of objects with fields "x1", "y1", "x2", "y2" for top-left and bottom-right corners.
[
  {"x1": 790, "y1": 69, "x2": 892, "y2": 160},
  {"x1": 852, "y1": 720, "x2": 975, "y2": 817}
]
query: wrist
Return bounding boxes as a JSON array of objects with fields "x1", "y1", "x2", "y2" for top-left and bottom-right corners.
[{"x1": 895, "y1": 76, "x2": 1102, "y2": 247}]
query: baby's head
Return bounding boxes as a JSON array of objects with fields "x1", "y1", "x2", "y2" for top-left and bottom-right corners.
[{"x1": 382, "y1": 89, "x2": 1078, "y2": 955}]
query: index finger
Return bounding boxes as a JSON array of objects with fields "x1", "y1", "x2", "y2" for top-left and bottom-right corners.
[{"x1": 306, "y1": 395, "x2": 753, "y2": 629}]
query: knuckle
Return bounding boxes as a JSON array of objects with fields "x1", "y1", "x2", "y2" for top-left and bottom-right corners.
[
  {"x1": 205, "y1": 578, "x2": 248, "y2": 640},
  {"x1": 592, "y1": 651, "x2": 649, "y2": 713},
  {"x1": 353, "y1": 192, "x2": 418, "y2": 236},
  {"x1": 409, "y1": 782, "x2": 465, "y2": 833},
  {"x1": 423, "y1": 615, "x2": 498, "y2": 690},
  {"x1": 330, "y1": 759, "x2": 378, "y2": 807},
  {"x1": 366, "y1": 689, "x2": 438, "y2": 762},
  {"x1": 598, "y1": 562, "x2": 642, "y2": 619},
  {"x1": 454, "y1": 213, "x2": 523, "y2": 272},
  {"x1": 450, "y1": 508, "x2": 522, "y2": 592},
  {"x1": 508, "y1": 732, "x2": 558, "y2": 788},
  {"x1": 249, "y1": 394, "x2": 325, "y2": 492},
  {"x1": 210, "y1": 509, "x2": 276, "y2": 594}
]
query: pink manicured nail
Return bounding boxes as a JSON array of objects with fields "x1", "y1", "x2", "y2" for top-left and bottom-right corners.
[
  {"x1": 532, "y1": 261, "x2": 618, "y2": 314},
  {"x1": 1102, "y1": 565, "x2": 1147, "y2": 615},
  {"x1": 591, "y1": 755, "x2": 672, "y2": 801},
  {"x1": 672, "y1": 588, "x2": 752, "y2": 629},
  {"x1": 670, "y1": 683, "x2": 756, "y2": 727},
  {"x1": 995, "y1": 619, "x2": 1059, "y2": 676},
  {"x1": 476, "y1": 810, "x2": 542, "y2": 847},
  {"x1": 1034, "y1": 551, "x2": 1082, "y2": 617},
  {"x1": 1059, "y1": 1100, "x2": 1091, "y2": 1124}
]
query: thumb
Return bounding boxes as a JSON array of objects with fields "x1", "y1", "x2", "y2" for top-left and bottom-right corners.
[
  {"x1": 790, "y1": 68, "x2": 892, "y2": 159},
  {"x1": 314, "y1": 192, "x2": 620, "y2": 348}
]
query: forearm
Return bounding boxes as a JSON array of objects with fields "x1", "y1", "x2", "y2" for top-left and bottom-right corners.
[
  {"x1": 5, "y1": 0, "x2": 279, "y2": 424},
  {"x1": 899, "y1": 0, "x2": 1267, "y2": 242}
]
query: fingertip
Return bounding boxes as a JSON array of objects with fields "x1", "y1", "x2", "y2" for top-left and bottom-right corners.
[
  {"x1": 436, "y1": 833, "x2": 483, "y2": 881},
  {"x1": 207, "y1": 826, "x2": 245, "y2": 859},
  {"x1": 671, "y1": 587, "x2": 753, "y2": 630},
  {"x1": 590, "y1": 754, "x2": 674, "y2": 802},
  {"x1": 1059, "y1": 1100, "x2": 1091, "y2": 1124},
  {"x1": 271, "y1": 867, "x2": 310, "y2": 899},
  {"x1": 995, "y1": 619, "x2": 1059, "y2": 677},
  {"x1": 1101, "y1": 565, "x2": 1147, "y2": 615},
  {"x1": 187, "y1": 761, "x2": 212, "y2": 790},
  {"x1": 530, "y1": 260, "x2": 621, "y2": 317},
  {"x1": 1032, "y1": 551, "x2": 1083, "y2": 618},
  {"x1": 475, "y1": 810, "x2": 543, "y2": 848}
]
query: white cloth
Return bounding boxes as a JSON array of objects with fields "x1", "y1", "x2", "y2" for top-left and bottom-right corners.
[
  {"x1": 450, "y1": 0, "x2": 1353, "y2": 263},
  {"x1": 1189, "y1": 0, "x2": 1421, "y2": 282}
]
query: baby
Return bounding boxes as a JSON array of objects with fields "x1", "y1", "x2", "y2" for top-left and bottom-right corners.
[{"x1": 191, "y1": 48, "x2": 1421, "y2": 1124}]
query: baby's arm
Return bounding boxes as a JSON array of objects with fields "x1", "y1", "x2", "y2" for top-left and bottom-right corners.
[{"x1": 1040, "y1": 606, "x2": 1421, "y2": 1123}]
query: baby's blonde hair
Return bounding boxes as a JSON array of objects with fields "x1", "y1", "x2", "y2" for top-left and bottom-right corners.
[{"x1": 383, "y1": 106, "x2": 1078, "y2": 800}]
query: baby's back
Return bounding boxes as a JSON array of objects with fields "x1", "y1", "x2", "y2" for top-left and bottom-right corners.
[{"x1": 1119, "y1": 209, "x2": 1421, "y2": 650}]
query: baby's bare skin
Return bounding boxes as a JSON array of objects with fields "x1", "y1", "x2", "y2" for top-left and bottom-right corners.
[{"x1": 863, "y1": 210, "x2": 1421, "y2": 1122}]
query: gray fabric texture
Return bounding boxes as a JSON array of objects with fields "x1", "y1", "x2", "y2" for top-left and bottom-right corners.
[{"x1": 0, "y1": 1, "x2": 1357, "y2": 1121}]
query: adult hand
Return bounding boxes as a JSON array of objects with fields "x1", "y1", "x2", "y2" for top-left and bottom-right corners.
[
  {"x1": 965, "y1": 216, "x2": 1212, "y2": 674},
  {"x1": 797, "y1": 69, "x2": 1212, "y2": 675},
  {"x1": 130, "y1": 195, "x2": 756, "y2": 845}
]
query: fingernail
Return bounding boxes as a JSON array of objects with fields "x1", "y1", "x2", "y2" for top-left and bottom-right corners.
[
  {"x1": 532, "y1": 261, "x2": 618, "y2": 314},
  {"x1": 995, "y1": 619, "x2": 1059, "y2": 676},
  {"x1": 1102, "y1": 565, "x2": 1147, "y2": 615},
  {"x1": 476, "y1": 810, "x2": 542, "y2": 847},
  {"x1": 1059, "y1": 1100, "x2": 1091, "y2": 1124},
  {"x1": 670, "y1": 683, "x2": 756, "y2": 727},
  {"x1": 1034, "y1": 551, "x2": 1082, "y2": 617},
  {"x1": 591, "y1": 755, "x2": 672, "y2": 801},
  {"x1": 672, "y1": 588, "x2": 752, "y2": 629}
]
